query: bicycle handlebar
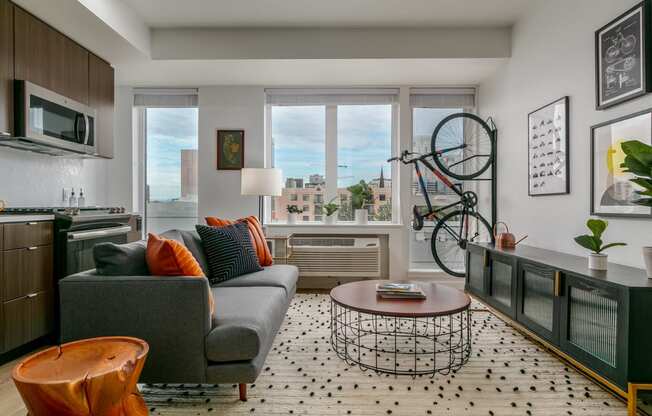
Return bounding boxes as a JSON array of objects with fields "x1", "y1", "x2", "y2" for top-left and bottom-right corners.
[{"x1": 387, "y1": 150, "x2": 431, "y2": 164}]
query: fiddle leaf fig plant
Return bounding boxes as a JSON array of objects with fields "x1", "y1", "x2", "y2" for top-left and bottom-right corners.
[
  {"x1": 347, "y1": 180, "x2": 373, "y2": 210},
  {"x1": 323, "y1": 198, "x2": 339, "y2": 217},
  {"x1": 620, "y1": 140, "x2": 652, "y2": 207},
  {"x1": 574, "y1": 218, "x2": 626, "y2": 254}
]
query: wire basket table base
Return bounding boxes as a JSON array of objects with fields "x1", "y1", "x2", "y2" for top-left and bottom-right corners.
[{"x1": 330, "y1": 299, "x2": 471, "y2": 377}]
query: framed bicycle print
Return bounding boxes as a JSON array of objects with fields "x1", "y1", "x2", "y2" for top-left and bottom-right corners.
[
  {"x1": 595, "y1": 0, "x2": 652, "y2": 110},
  {"x1": 528, "y1": 96, "x2": 569, "y2": 196},
  {"x1": 590, "y1": 109, "x2": 652, "y2": 218}
]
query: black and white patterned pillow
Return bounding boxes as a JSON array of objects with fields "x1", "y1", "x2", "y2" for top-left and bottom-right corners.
[{"x1": 196, "y1": 223, "x2": 263, "y2": 284}]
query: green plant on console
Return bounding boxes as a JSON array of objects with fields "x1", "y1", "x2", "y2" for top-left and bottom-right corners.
[
  {"x1": 323, "y1": 198, "x2": 339, "y2": 216},
  {"x1": 620, "y1": 140, "x2": 652, "y2": 207},
  {"x1": 286, "y1": 205, "x2": 303, "y2": 214},
  {"x1": 347, "y1": 180, "x2": 373, "y2": 210},
  {"x1": 573, "y1": 218, "x2": 626, "y2": 254}
]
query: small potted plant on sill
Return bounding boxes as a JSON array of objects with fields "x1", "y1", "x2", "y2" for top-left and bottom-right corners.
[
  {"x1": 574, "y1": 218, "x2": 626, "y2": 270},
  {"x1": 286, "y1": 205, "x2": 303, "y2": 225},
  {"x1": 347, "y1": 180, "x2": 373, "y2": 225},
  {"x1": 323, "y1": 198, "x2": 339, "y2": 225},
  {"x1": 620, "y1": 140, "x2": 652, "y2": 277}
]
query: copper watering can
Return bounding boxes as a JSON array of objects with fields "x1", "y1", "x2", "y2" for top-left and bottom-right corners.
[{"x1": 493, "y1": 221, "x2": 528, "y2": 249}]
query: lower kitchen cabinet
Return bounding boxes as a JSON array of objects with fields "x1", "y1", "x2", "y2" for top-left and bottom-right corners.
[
  {"x1": 3, "y1": 291, "x2": 54, "y2": 352},
  {"x1": 466, "y1": 242, "x2": 652, "y2": 400}
]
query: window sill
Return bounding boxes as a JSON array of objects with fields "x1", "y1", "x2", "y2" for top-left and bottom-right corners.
[{"x1": 264, "y1": 221, "x2": 403, "y2": 229}]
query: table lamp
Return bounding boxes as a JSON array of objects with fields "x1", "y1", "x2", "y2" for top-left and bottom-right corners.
[{"x1": 241, "y1": 168, "x2": 283, "y2": 223}]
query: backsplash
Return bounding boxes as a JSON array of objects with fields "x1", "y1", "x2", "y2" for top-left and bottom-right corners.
[{"x1": 0, "y1": 148, "x2": 109, "y2": 207}]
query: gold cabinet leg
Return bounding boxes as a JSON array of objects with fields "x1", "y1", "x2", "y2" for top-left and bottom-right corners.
[{"x1": 628, "y1": 383, "x2": 638, "y2": 416}]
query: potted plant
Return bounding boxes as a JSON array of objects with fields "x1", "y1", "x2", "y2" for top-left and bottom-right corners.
[
  {"x1": 286, "y1": 205, "x2": 303, "y2": 225},
  {"x1": 620, "y1": 140, "x2": 652, "y2": 277},
  {"x1": 347, "y1": 180, "x2": 373, "y2": 225},
  {"x1": 323, "y1": 198, "x2": 339, "y2": 225},
  {"x1": 574, "y1": 218, "x2": 626, "y2": 270}
]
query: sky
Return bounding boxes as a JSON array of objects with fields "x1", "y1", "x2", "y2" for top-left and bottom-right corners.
[{"x1": 146, "y1": 107, "x2": 198, "y2": 201}]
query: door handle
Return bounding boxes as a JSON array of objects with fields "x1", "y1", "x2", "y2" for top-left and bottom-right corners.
[
  {"x1": 26, "y1": 246, "x2": 38, "y2": 251},
  {"x1": 26, "y1": 222, "x2": 38, "y2": 225},
  {"x1": 554, "y1": 271, "x2": 562, "y2": 297},
  {"x1": 26, "y1": 293, "x2": 38, "y2": 299}
]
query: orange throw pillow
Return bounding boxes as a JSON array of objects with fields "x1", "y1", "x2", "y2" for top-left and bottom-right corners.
[
  {"x1": 146, "y1": 233, "x2": 215, "y2": 315},
  {"x1": 205, "y1": 216, "x2": 273, "y2": 266}
]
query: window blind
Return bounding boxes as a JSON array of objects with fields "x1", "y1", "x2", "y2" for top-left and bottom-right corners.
[
  {"x1": 133, "y1": 88, "x2": 199, "y2": 107},
  {"x1": 409, "y1": 87, "x2": 476, "y2": 109},
  {"x1": 265, "y1": 88, "x2": 399, "y2": 106}
]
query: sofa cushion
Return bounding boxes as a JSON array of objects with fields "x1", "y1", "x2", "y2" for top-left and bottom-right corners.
[
  {"x1": 93, "y1": 240, "x2": 148, "y2": 276},
  {"x1": 146, "y1": 233, "x2": 204, "y2": 277},
  {"x1": 196, "y1": 223, "x2": 263, "y2": 284},
  {"x1": 206, "y1": 216, "x2": 273, "y2": 266},
  {"x1": 206, "y1": 286, "x2": 286, "y2": 362},
  {"x1": 215, "y1": 264, "x2": 298, "y2": 297}
]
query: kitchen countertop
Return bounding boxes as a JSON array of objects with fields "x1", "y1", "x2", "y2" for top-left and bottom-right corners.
[{"x1": 0, "y1": 214, "x2": 55, "y2": 223}]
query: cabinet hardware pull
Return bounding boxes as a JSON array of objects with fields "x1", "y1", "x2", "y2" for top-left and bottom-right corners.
[
  {"x1": 26, "y1": 222, "x2": 38, "y2": 225},
  {"x1": 483, "y1": 251, "x2": 489, "y2": 267},
  {"x1": 554, "y1": 271, "x2": 561, "y2": 297},
  {"x1": 0, "y1": 131, "x2": 10, "y2": 137},
  {"x1": 26, "y1": 293, "x2": 37, "y2": 298},
  {"x1": 27, "y1": 246, "x2": 38, "y2": 251}
]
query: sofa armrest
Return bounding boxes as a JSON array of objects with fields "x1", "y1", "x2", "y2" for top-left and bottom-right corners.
[{"x1": 59, "y1": 270, "x2": 212, "y2": 383}]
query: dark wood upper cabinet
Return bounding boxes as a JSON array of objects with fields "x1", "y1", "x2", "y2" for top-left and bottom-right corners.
[
  {"x1": 14, "y1": 7, "x2": 89, "y2": 105},
  {"x1": 89, "y1": 53, "x2": 115, "y2": 158},
  {"x1": 0, "y1": 0, "x2": 13, "y2": 137}
]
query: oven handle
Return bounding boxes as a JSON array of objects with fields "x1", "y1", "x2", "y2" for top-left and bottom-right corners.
[{"x1": 68, "y1": 225, "x2": 132, "y2": 241}]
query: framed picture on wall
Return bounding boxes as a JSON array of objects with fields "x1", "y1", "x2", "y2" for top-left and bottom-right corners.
[
  {"x1": 591, "y1": 109, "x2": 652, "y2": 218},
  {"x1": 527, "y1": 96, "x2": 569, "y2": 196},
  {"x1": 595, "y1": 0, "x2": 651, "y2": 110},
  {"x1": 216, "y1": 129, "x2": 244, "y2": 170}
]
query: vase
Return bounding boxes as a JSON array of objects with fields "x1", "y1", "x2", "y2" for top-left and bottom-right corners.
[
  {"x1": 287, "y1": 213, "x2": 297, "y2": 225},
  {"x1": 643, "y1": 247, "x2": 652, "y2": 278},
  {"x1": 324, "y1": 214, "x2": 337, "y2": 225},
  {"x1": 354, "y1": 209, "x2": 368, "y2": 225},
  {"x1": 588, "y1": 253, "x2": 608, "y2": 270}
]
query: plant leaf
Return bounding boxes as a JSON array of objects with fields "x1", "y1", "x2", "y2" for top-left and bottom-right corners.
[
  {"x1": 586, "y1": 218, "x2": 607, "y2": 239},
  {"x1": 621, "y1": 140, "x2": 652, "y2": 166},
  {"x1": 634, "y1": 198, "x2": 652, "y2": 207},
  {"x1": 574, "y1": 235, "x2": 599, "y2": 252},
  {"x1": 600, "y1": 242, "x2": 627, "y2": 252},
  {"x1": 621, "y1": 155, "x2": 651, "y2": 178}
]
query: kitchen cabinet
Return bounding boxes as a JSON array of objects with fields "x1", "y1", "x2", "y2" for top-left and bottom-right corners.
[
  {"x1": 0, "y1": 220, "x2": 54, "y2": 356},
  {"x1": 0, "y1": 0, "x2": 13, "y2": 137},
  {"x1": 14, "y1": 7, "x2": 89, "y2": 105},
  {"x1": 89, "y1": 53, "x2": 115, "y2": 158}
]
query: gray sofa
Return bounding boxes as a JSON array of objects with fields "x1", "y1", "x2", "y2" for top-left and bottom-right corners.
[{"x1": 59, "y1": 229, "x2": 298, "y2": 401}]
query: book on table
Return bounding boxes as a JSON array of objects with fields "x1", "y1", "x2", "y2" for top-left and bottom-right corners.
[{"x1": 376, "y1": 283, "x2": 426, "y2": 299}]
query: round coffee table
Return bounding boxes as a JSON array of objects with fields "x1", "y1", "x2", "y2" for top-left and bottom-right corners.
[{"x1": 330, "y1": 280, "x2": 471, "y2": 377}]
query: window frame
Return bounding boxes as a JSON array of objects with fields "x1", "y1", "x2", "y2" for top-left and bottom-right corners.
[{"x1": 265, "y1": 97, "x2": 399, "y2": 225}]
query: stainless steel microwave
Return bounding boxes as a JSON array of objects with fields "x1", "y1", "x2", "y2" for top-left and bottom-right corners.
[{"x1": 14, "y1": 80, "x2": 97, "y2": 155}]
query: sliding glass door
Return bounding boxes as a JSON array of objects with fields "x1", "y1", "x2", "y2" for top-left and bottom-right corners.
[{"x1": 145, "y1": 107, "x2": 199, "y2": 234}]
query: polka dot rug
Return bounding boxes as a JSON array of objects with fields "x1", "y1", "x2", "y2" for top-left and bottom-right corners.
[{"x1": 141, "y1": 293, "x2": 645, "y2": 415}]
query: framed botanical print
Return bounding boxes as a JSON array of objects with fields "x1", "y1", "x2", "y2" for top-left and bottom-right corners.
[
  {"x1": 216, "y1": 130, "x2": 244, "y2": 170},
  {"x1": 528, "y1": 96, "x2": 569, "y2": 196},
  {"x1": 595, "y1": 0, "x2": 651, "y2": 110},
  {"x1": 591, "y1": 109, "x2": 652, "y2": 218}
]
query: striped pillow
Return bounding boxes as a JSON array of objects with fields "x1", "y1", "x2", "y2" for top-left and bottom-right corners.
[
  {"x1": 196, "y1": 223, "x2": 263, "y2": 284},
  {"x1": 205, "y1": 215, "x2": 273, "y2": 266}
]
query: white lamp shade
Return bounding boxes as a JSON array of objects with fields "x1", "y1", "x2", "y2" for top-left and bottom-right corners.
[{"x1": 241, "y1": 168, "x2": 283, "y2": 196}]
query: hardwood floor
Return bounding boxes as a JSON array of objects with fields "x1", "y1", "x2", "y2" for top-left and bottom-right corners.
[{"x1": 0, "y1": 356, "x2": 26, "y2": 416}]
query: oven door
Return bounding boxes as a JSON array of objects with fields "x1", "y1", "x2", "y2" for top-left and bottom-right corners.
[{"x1": 65, "y1": 224, "x2": 132, "y2": 276}]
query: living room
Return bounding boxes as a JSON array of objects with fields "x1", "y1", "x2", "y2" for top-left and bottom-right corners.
[{"x1": 0, "y1": 0, "x2": 651, "y2": 415}]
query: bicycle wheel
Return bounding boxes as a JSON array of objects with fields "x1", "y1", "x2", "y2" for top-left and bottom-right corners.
[
  {"x1": 430, "y1": 209, "x2": 492, "y2": 277},
  {"x1": 431, "y1": 113, "x2": 495, "y2": 180}
]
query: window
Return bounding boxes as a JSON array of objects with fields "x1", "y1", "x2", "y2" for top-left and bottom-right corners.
[
  {"x1": 302, "y1": 216, "x2": 310, "y2": 221},
  {"x1": 144, "y1": 107, "x2": 198, "y2": 234},
  {"x1": 302, "y1": 205, "x2": 309, "y2": 212},
  {"x1": 268, "y1": 89, "x2": 397, "y2": 223}
]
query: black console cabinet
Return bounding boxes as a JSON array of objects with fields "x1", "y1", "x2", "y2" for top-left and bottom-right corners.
[{"x1": 466, "y1": 243, "x2": 652, "y2": 405}]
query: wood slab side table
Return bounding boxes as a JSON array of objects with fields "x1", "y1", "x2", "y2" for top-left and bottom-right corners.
[{"x1": 12, "y1": 336, "x2": 149, "y2": 416}]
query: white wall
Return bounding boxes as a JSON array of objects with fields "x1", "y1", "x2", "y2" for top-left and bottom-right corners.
[
  {"x1": 0, "y1": 149, "x2": 109, "y2": 207},
  {"x1": 107, "y1": 86, "x2": 135, "y2": 210},
  {"x1": 479, "y1": 0, "x2": 652, "y2": 268}
]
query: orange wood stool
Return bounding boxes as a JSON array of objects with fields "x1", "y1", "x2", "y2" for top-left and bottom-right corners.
[{"x1": 12, "y1": 336, "x2": 149, "y2": 416}]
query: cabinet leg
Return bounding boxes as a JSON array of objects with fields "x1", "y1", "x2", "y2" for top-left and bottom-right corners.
[
  {"x1": 239, "y1": 383, "x2": 247, "y2": 401},
  {"x1": 628, "y1": 383, "x2": 637, "y2": 416}
]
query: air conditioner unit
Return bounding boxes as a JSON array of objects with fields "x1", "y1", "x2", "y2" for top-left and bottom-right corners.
[{"x1": 288, "y1": 236, "x2": 381, "y2": 277}]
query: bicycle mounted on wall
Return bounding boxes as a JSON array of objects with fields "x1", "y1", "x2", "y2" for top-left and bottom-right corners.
[{"x1": 388, "y1": 113, "x2": 497, "y2": 277}]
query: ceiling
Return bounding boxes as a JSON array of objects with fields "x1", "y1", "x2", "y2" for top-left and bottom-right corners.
[{"x1": 120, "y1": 0, "x2": 528, "y2": 28}]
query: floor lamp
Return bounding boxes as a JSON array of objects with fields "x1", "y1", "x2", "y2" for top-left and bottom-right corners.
[{"x1": 241, "y1": 168, "x2": 283, "y2": 223}]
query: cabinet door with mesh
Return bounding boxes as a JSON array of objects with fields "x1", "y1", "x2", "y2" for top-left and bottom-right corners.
[
  {"x1": 560, "y1": 274, "x2": 625, "y2": 387},
  {"x1": 465, "y1": 245, "x2": 486, "y2": 296},
  {"x1": 487, "y1": 252, "x2": 517, "y2": 318},
  {"x1": 516, "y1": 261, "x2": 559, "y2": 343}
]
